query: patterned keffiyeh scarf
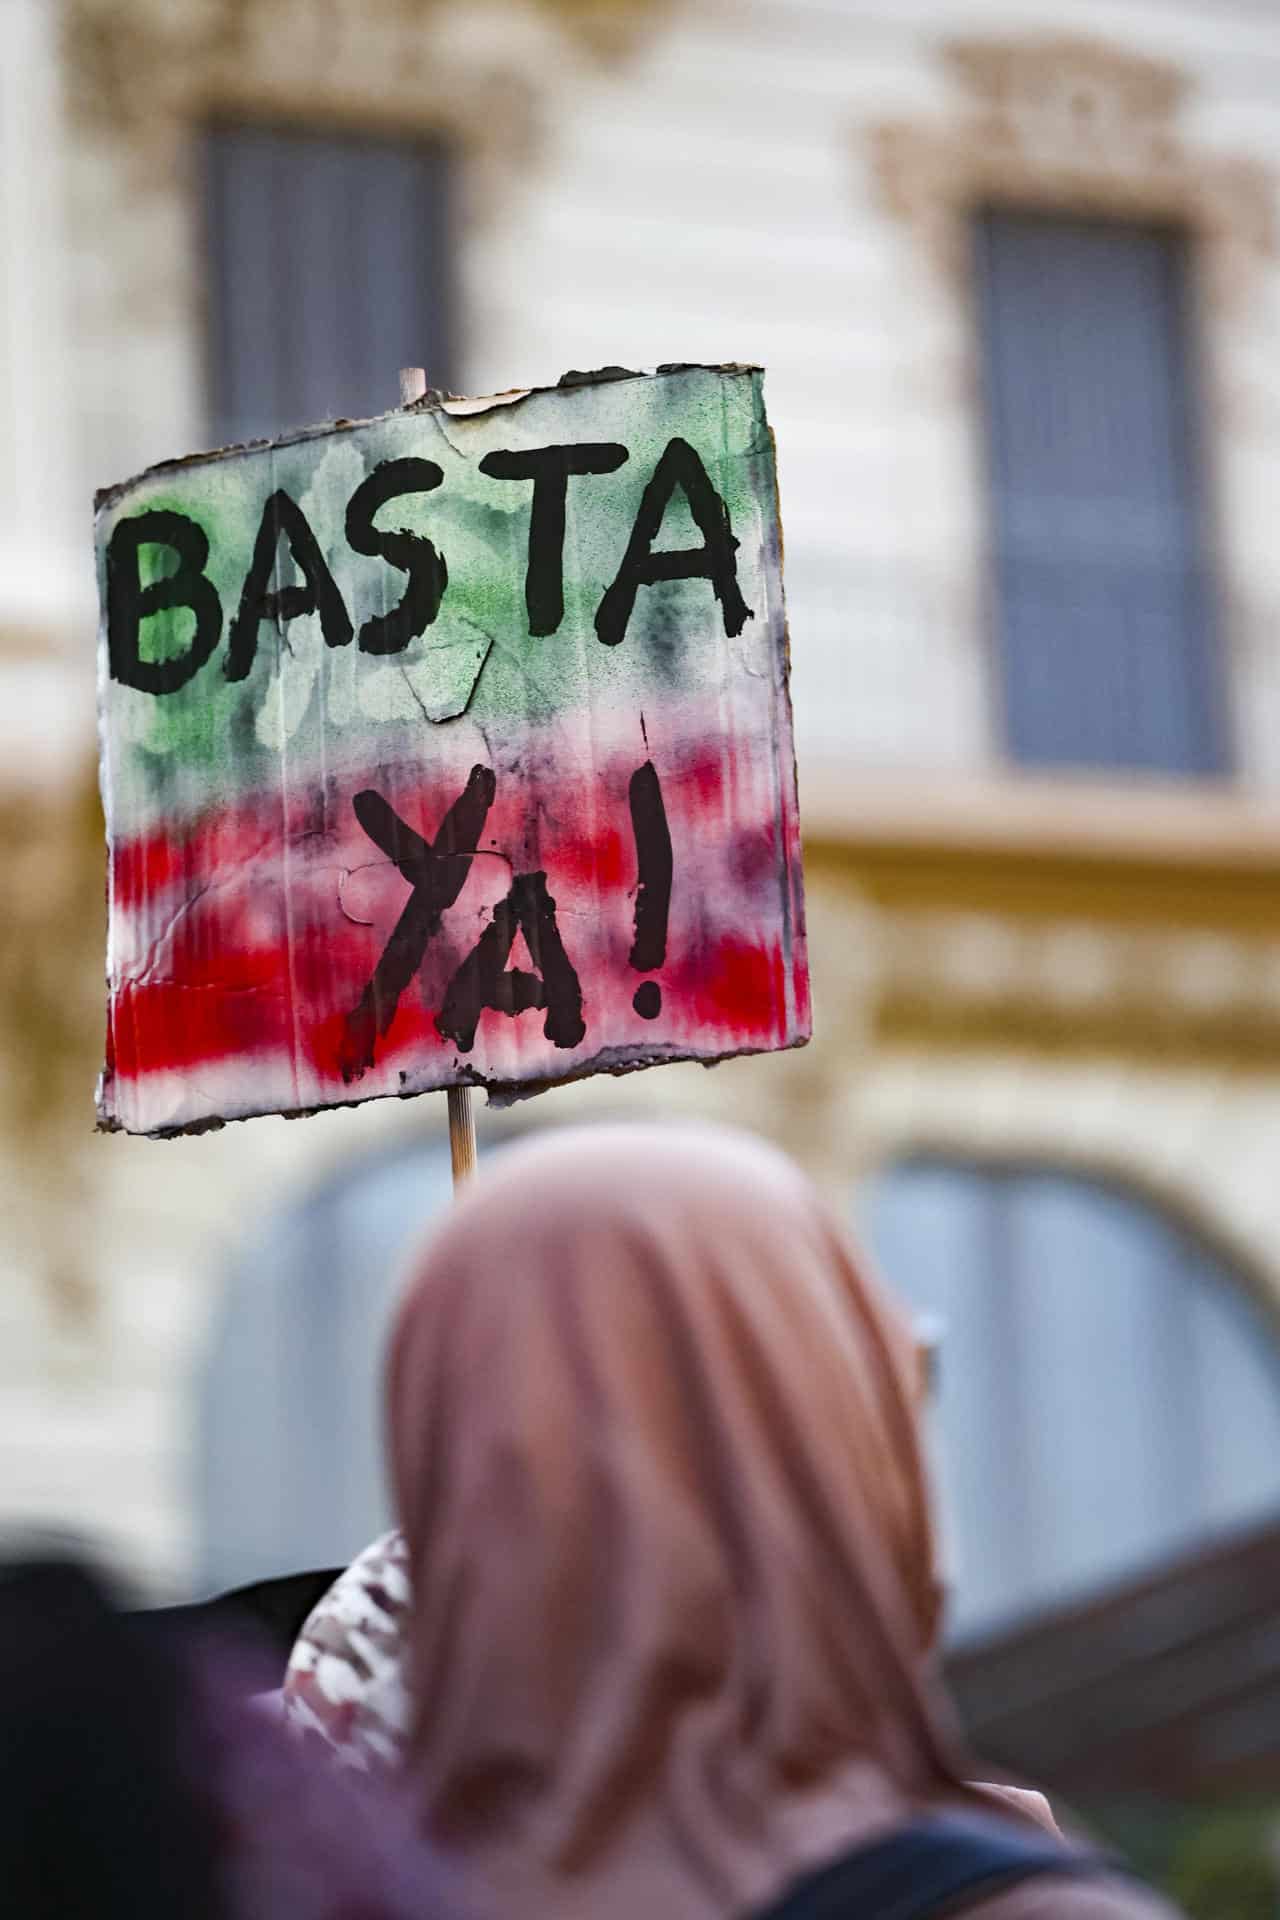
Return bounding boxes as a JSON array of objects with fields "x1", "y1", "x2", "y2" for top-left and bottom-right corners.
[{"x1": 283, "y1": 1530, "x2": 412, "y2": 1773}]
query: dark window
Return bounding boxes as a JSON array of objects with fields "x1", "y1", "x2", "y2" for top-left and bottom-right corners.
[
  {"x1": 975, "y1": 209, "x2": 1228, "y2": 776},
  {"x1": 868, "y1": 1160, "x2": 1280, "y2": 1638},
  {"x1": 203, "y1": 122, "x2": 453, "y2": 448}
]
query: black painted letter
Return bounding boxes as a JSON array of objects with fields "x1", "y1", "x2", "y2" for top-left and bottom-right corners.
[
  {"x1": 437, "y1": 872, "x2": 585, "y2": 1052},
  {"x1": 345, "y1": 457, "x2": 448, "y2": 655},
  {"x1": 225, "y1": 490, "x2": 353, "y2": 682},
  {"x1": 341, "y1": 767, "x2": 497, "y2": 1083},
  {"x1": 106, "y1": 509, "x2": 223, "y2": 695},
  {"x1": 628, "y1": 760, "x2": 672, "y2": 1018},
  {"x1": 479, "y1": 443, "x2": 627, "y2": 636},
  {"x1": 594, "y1": 437, "x2": 752, "y2": 649}
]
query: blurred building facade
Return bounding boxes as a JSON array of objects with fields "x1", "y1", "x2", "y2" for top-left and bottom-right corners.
[{"x1": 4, "y1": 0, "x2": 1280, "y2": 1761}]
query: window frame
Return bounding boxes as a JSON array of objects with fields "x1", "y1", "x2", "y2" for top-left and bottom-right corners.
[
  {"x1": 867, "y1": 1150, "x2": 1280, "y2": 1640},
  {"x1": 198, "y1": 114, "x2": 457, "y2": 453},
  {"x1": 969, "y1": 201, "x2": 1234, "y2": 781}
]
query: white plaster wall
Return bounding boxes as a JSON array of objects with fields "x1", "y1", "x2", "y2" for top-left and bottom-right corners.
[
  {"x1": 0, "y1": 0, "x2": 93, "y2": 790},
  {"x1": 0, "y1": 0, "x2": 78, "y2": 625},
  {"x1": 38, "y1": 0, "x2": 1280, "y2": 786},
  {"x1": 7, "y1": 0, "x2": 1280, "y2": 1589},
  {"x1": 458, "y1": 0, "x2": 1280, "y2": 786},
  {"x1": 472, "y1": 0, "x2": 991, "y2": 773}
]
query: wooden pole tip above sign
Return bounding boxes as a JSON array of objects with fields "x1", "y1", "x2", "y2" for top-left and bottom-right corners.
[{"x1": 95, "y1": 364, "x2": 810, "y2": 1137}]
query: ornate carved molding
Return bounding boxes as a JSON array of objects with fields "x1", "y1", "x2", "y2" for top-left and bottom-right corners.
[
  {"x1": 0, "y1": 764, "x2": 104, "y2": 1322},
  {"x1": 62, "y1": 0, "x2": 664, "y2": 220},
  {"x1": 873, "y1": 33, "x2": 1274, "y2": 300},
  {"x1": 63, "y1": 0, "x2": 657, "y2": 131},
  {"x1": 945, "y1": 34, "x2": 1190, "y2": 157},
  {"x1": 870, "y1": 906, "x2": 1280, "y2": 1063},
  {"x1": 59, "y1": 0, "x2": 669, "y2": 398},
  {"x1": 68, "y1": 4, "x2": 495, "y2": 186},
  {"x1": 804, "y1": 799, "x2": 1280, "y2": 1072}
]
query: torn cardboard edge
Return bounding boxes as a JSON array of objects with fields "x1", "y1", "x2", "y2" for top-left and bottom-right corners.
[
  {"x1": 95, "y1": 1029, "x2": 810, "y2": 1141},
  {"x1": 95, "y1": 358, "x2": 805, "y2": 1140},
  {"x1": 93, "y1": 362, "x2": 767, "y2": 512}
]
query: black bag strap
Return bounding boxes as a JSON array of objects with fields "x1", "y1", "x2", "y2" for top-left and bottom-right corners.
[
  {"x1": 140, "y1": 1566, "x2": 345, "y2": 1665},
  {"x1": 763, "y1": 1811, "x2": 1114, "y2": 1920}
]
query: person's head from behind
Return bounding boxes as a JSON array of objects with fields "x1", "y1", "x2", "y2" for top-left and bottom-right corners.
[
  {"x1": 0, "y1": 1552, "x2": 454, "y2": 1920},
  {"x1": 387, "y1": 1123, "x2": 963, "y2": 1920},
  {"x1": 0, "y1": 1554, "x2": 221, "y2": 1920}
]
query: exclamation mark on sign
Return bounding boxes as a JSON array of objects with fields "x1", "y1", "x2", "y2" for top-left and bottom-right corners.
[{"x1": 628, "y1": 759, "x2": 672, "y2": 1019}]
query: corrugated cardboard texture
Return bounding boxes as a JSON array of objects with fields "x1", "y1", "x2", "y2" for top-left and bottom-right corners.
[{"x1": 96, "y1": 365, "x2": 809, "y2": 1136}]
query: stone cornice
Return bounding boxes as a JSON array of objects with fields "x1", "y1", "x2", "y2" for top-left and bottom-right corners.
[{"x1": 872, "y1": 31, "x2": 1274, "y2": 301}]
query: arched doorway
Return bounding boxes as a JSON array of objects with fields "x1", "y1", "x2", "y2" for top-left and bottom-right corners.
[{"x1": 867, "y1": 1158, "x2": 1280, "y2": 1640}]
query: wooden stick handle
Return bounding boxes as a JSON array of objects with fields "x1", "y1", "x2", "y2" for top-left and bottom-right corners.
[
  {"x1": 400, "y1": 365, "x2": 428, "y2": 406},
  {"x1": 447, "y1": 1085, "x2": 478, "y2": 1186},
  {"x1": 399, "y1": 364, "x2": 477, "y2": 1189}
]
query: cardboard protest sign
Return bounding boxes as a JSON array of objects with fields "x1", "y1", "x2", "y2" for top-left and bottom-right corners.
[{"x1": 96, "y1": 364, "x2": 809, "y2": 1136}]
